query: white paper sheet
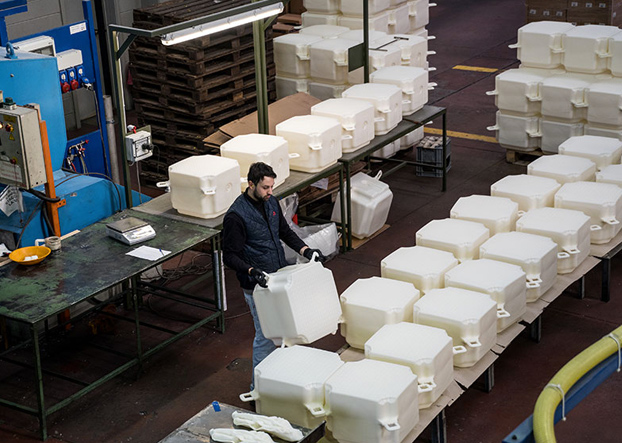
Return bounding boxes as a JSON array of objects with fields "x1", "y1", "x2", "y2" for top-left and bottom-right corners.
[
  {"x1": 0, "y1": 186, "x2": 24, "y2": 217},
  {"x1": 126, "y1": 245, "x2": 171, "y2": 261}
]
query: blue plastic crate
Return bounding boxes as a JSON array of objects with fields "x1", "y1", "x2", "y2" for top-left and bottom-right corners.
[{"x1": 415, "y1": 137, "x2": 451, "y2": 177}]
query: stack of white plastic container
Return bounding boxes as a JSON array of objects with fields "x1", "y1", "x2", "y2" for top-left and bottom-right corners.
[{"x1": 487, "y1": 21, "x2": 622, "y2": 154}]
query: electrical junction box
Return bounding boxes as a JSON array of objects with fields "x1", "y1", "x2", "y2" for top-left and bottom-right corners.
[
  {"x1": 11, "y1": 35, "x2": 56, "y2": 56},
  {"x1": 125, "y1": 129, "x2": 153, "y2": 162},
  {"x1": 56, "y1": 49, "x2": 83, "y2": 71},
  {"x1": 0, "y1": 103, "x2": 47, "y2": 189}
]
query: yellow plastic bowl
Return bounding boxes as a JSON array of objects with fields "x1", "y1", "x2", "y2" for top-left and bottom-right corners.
[{"x1": 9, "y1": 246, "x2": 51, "y2": 265}]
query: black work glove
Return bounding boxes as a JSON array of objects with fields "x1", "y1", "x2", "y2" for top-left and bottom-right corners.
[
  {"x1": 303, "y1": 248, "x2": 326, "y2": 263},
  {"x1": 249, "y1": 268, "x2": 268, "y2": 288}
]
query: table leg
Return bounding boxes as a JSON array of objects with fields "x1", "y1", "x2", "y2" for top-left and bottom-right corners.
[
  {"x1": 212, "y1": 234, "x2": 226, "y2": 333},
  {"x1": 484, "y1": 363, "x2": 494, "y2": 393},
  {"x1": 430, "y1": 408, "x2": 447, "y2": 443},
  {"x1": 345, "y1": 162, "x2": 353, "y2": 250},
  {"x1": 131, "y1": 276, "x2": 144, "y2": 372},
  {"x1": 31, "y1": 324, "x2": 47, "y2": 440},
  {"x1": 601, "y1": 257, "x2": 611, "y2": 303},
  {"x1": 578, "y1": 275, "x2": 585, "y2": 300},
  {"x1": 338, "y1": 167, "x2": 347, "y2": 253},
  {"x1": 530, "y1": 316, "x2": 542, "y2": 343},
  {"x1": 442, "y1": 112, "x2": 447, "y2": 192}
]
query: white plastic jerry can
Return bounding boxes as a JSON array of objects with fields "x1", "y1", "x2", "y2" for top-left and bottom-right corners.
[
  {"x1": 554, "y1": 181, "x2": 622, "y2": 244},
  {"x1": 491, "y1": 174, "x2": 561, "y2": 213},
  {"x1": 303, "y1": 0, "x2": 340, "y2": 14},
  {"x1": 339, "y1": 0, "x2": 391, "y2": 16},
  {"x1": 299, "y1": 24, "x2": 350, "y2": 39},
  {"x1": 340, "y1": 277, "x2": 420, "y2": 349},
  {"x1": 380, "y1": 245, "x2": 459, "y2": 294},
  {"x1": 324, "y1": 359, "x2": 419, "y2": 443},
  {"x1": 413, "y1": 287, "x2": 497, "y2": 368},
  {"x1": 407, "y1": 0, "x2": 436, "y2": 31},
  {"x1": 561, "y1": 25, "x2": 622, "y2": 74},
  {"x1": 311, "y1": 98, "x2": 376, "y2": 152},
  {"x1": 597, "y1": 164, "x2": 622, "y2": 187},
  {"x1": 253, "y1": 259, "x2": 343, "y2": 346},
  {"x1": 239, "y1": 346, "x2": 344, "y2": 429},
  {"x1": 509, "y1": 21, "x2": 575, "y2": 69},
  {"x1": 479, "y1": 232, "x2": 558, "y2": 303},
  {"x1": 370, "y1": 65, "x2": 433, "y2": 115},
  {"x1": 488, "y1": 111, "x2": 541, "y2": 151},
  {"x1": 308, "y1": 81, "x2": 351, "y2": 101},
  {"x1": 342, "y1": 83, "x2": 403, "y2": 135},
  {"x1": 449, "y1": 194, "x2": 519, "y2": 236},
  {"x1": 539, "y1": 118, "x2": 585, "y2": 155},
  {"x1": 444, "y1": 259, "x2": 527, "y2": 333},
  {"x1": 331, "y1": 172, "x2": 394, "y2": 239},
  {"x1": 166, "y1": 154, "x2": 241, "y2": 219},
  {"x1": 276, "y1": 76, "x2": 310, "y2": 99},
  {"x1": 516, "y1": 207, "x2": 592, "y2": 274},
  {"x1": 276, "y1": 115, "x2": 343, "y2": 173},
  {"x1": 558, "y1": 135, "x2": 622, "y2": 170},
  {"x1": 309, "y1": 38, "x2": 363, "y2": 84},
  {"x1": 220, "y1": 134, "x2": 291, "y2": 192},
  {"x1": 390, "y1": 33, "x2": 432, "y2": 68},
  {"x1": 415, "y1": 218, "x2": 490, "y2": 262},
  {"x1": 584, "y1": 123, "x2": 622, "y2": 142},
  {"x1": 387, "y1": 4, "x2": 411, "y2": 35},
  {"x1": 527, "y1": 154, "x2": 596, "y2": 184},
  {"x1": 338, "y1": 12, "x2": 391, "y2": 34},
  {"x1": 608, "y1": 30, "x2": 622, "y2": 76},
  {"x1": 586, "y1": 78, "x2": 622, "y2": 127},
  {"x1": 301, "y1": 11, "x2": 341, "y2": 28},
  {"x1": 486, "y1": 68, "x2": 549, "y2": 116},
  {"x1": 274, "y1": 33, "x2": 323, "y2": 78},
  {"x1": 540, "y1": 74, "x2": 591, "y2": 122},
  {"x1": 365, "y1": 322, "x2": 454, "y2": 409}
]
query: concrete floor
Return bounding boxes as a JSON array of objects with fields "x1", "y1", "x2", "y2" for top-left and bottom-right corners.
[{"x1": 2, "y1": 0, "x2": 622, "y2": 441}]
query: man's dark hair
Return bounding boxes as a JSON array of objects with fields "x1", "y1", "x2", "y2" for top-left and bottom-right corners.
[{"x1": 247, "y1": 162, "x2": 277, "y2": 185}]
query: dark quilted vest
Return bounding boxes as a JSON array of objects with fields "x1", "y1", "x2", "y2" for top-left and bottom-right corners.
[{"x1": 228, "y1": 193, "x2": 288, "y2": 278}]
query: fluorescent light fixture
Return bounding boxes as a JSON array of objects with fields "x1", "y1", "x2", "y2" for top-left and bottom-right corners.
[{"x1": 161, "y1": 2, "x2": 284, "y2": 46}]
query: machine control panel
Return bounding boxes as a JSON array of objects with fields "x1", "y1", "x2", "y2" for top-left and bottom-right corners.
[
  {"x1": 0, "y1": 103, "x2": 46, "y2": 189},
  {"x1": 125, "y1": 127, "x2": 154, "y2": 162}
]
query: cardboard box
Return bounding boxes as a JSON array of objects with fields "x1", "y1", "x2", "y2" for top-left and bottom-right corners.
[
  {"x1": 203, "y1": 92, "x2": 321, "y2": 149},
  {"x1": 286, "y1": 0, "x2": 306, "y2": 14},
  {"x1": 526, "y1": 0, "x2": 568, "y2": 9},
  {"x1": 567, "y1": 2, "x2": 622, "y2": 23},
  {"x1": 527, "y1": 6, "x2": 568, "y2": 21}
]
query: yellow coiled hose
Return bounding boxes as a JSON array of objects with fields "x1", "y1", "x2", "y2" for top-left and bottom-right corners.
[{"x1": 533, "y1": 325, "x2": 622, "y2": 443}]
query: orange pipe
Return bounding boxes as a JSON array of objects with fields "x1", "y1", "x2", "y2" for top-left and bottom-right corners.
[{"x1": 39, "y1": 119, "x2": 62, "y2": 237}]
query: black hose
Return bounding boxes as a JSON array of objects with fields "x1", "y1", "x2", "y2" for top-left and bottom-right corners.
[
  {"x1": 24, "y1": 188, "x2": 61, "y2": 203},
  {"x1": 40, "y1": 203, "x2": 54, "y2": 236}
]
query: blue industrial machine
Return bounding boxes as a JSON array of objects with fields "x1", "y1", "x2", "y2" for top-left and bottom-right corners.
[{"x1": 0, "y1": 0, "x2": 146, "y2": 247}]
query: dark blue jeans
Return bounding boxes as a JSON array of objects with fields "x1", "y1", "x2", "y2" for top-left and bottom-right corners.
[{"x1": 243, "y1": 288, "x2": 277, "y2": 390}]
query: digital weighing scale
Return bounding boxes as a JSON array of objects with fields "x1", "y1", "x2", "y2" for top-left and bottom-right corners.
[{"x1": 106, "y1": 217, "x2": 156, "y2": 245}]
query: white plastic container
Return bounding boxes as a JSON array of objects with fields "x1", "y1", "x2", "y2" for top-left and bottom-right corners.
[
  {"x1": 338, "y1": 12, "x2": 390, "y2": 33},
  {"x1": 240, "y1": 346, "x2": 344, "y2": 428},
  {"x1": 527, "y1": 154, "x2": 596, "y2": 184},
  {"x1": 274, "y1": 33, "x2": 323, "y2": 78},
  {"x1": 584, "y1": 123, "x2": 622, "y2": 141},
  {"x1": 597, "y1": 164, "x2": 622, "y2": 187},
  {"x1": 342, "y1": 83, "x2": 403, "y2": 135},
  {"x1": 331, "y1": 172, "x2": 394, "y2": 239},
  {"x1": 540, "y1": 75, "x2": 590, "y2": 121},
  {"x1": 540, "y1": 118, "x2": 585, "y2": 154},
  {"x1": 413, "y1": 287, "x2": 497, "y2": 368},
  {"x1": 276, "y1": 115, "x2": 343, "y2": 173},
  {"x1": 373, "y1": 140, "x2": 400, "y2": 159},
  {"x1": 554, "y1": 181, "x2": 622, "y2": 244},
  {"x1": 408, "y1": 0, "x2": 433, "y2": 30},
  {"x1": 304, "y1": 0, "x2": 340, "y2": 13},
  {"x1": 311, "y1": 98, "x2": 375, "y2": 152},
  {"x1": 586, "y1": 79, "x2": 622, "y2": 127},
  {"x1": 168, "y1": 155, "x2": 240, "y2": 219},
  {"x1": 365, "y1": 323, "x2": 454, "y2": 409},
  {"x1": 444, "y1": 259, "x2": 527, "y2": 333},
  {"x1": 339, "y1": 0, "x2": 390, "y2": 16},
  {"x1": 380, "y1": 245, "x2": 458, "y2": 293},
  {"x1": 310, "y1": 38, "x2": 363, "y2": 84},
  {"x1": 387, "y1": 4, "x2": 411, "y2": 34},
  {"x1": 302, "y1": 12, "x2": 341, "y2": 27},
  {"x1": 324, "y1": 359, "x2": 419, "y2": 443},
  {"x1": 308, "y1": 81, "x2": 350, "y2": 100},
  {"x1": 558, "y1": 135, "x2": 622, "y2": 170},
  {"x1": 608, "y1": 31, "x2": 622, "y2": 76},
  {"x1": 561, "y1": 25, "x2": 621, "y2": 74},
  {"x1": 488, "y1": 111, "x2": 541, "y2": 151},
  {"x1": 276, "y1": 76, "x2": 310, "y2": 99},
  {"x1": 339, "y1": 29, "x2": 389, "y2": 43},
  {"x1": 370, "y1": 65, "x2": 430, "y2": 115},
  {"x1": 491, "y1": 174, "x2": 561, "y2": 212},
  {"x1": 511, "y1": 21, "x2": 575, "y2": 69},
  {"x1": 480, "y1": 232, "x2": 558, "y2": 302},
  {"x1": 400, "y1": 126, "x2": 425, "y2": 149},
  {"x1": 299, "y1": 24, "x2": 350, "y2": 39},
  {"x1": 450, "y1": 195, "x2": 519, "y2": 236},
  {"x1": 390, "y1": 33, "x2": 430, "y2": 68},
  {"x1": 220, "y1": 134, "x2": 291, "y2": 191},
  {"x1": 516, "y1": 207, "x2": 592, "y2": 274},
  {"x1": 340, "y1": 277, "x2": 420, "y2": 349},
  {"x1": 487, "y1": 68, "x2": 548, "y2": 116},
  {"x1": 415, "y1": 218, "x2": 490, "y2": 262},
  {"x1": 253, "y1": 260, "x2": 342, "y2": 346}
]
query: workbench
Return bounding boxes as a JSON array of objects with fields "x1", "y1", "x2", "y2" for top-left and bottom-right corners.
[
  {"x1": 0, "y1": 209, "x2": 224, "y2": 440},
  {"x1": 338, "y1": 105, "x2": 448, "y2": 249},
  {"x1": 159, "y1": 402, "x2": 325, "y2": 443}
]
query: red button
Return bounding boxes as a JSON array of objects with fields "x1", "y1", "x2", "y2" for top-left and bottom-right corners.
[
  {"x1": 61, "y1": 82, "x2": 71, "y2": 93},
  {"x1": 70, "y1": 79, "x2": 79, "y2": 90}
]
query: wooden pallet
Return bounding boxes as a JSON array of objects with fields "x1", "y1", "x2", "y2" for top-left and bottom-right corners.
[
  {"x1": 133, "y1": 0, "x2": 252, "y2": 27},
  {"x1": 505, "y1": 148, "x2": 544, "y2": 165}
]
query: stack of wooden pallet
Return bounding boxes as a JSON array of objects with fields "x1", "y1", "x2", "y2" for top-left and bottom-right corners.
[{"x1": 130, "y1": 0, "x2": 276, "y2": 186}]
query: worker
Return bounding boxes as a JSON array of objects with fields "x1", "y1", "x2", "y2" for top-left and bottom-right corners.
[{"x1": 223, "y1": 162, "x2": 326, "y2": 389}]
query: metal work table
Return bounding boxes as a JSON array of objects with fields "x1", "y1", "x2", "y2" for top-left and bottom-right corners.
[
  {"x1": 135, "y1": 163, "x2": 347, "y2": 252},
  {"x1": 159, "y1": 402, "x2": 325, "y2": 443},
  {"x1": 338, "y1": 105, "x2": 448, "y2": 249},
  {"x1": 0, "y1": 209, "x2": 224, "y2": 440}
]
